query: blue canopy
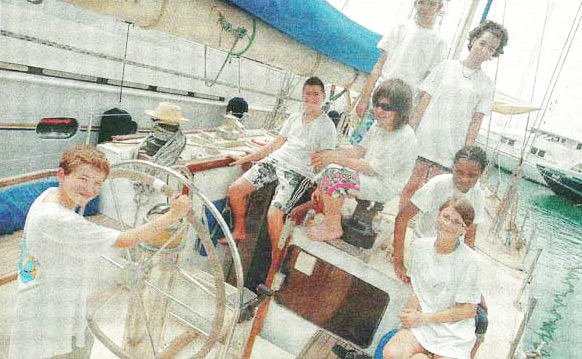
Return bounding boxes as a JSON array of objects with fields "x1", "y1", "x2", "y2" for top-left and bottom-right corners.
[{"x1": 225, "y1": 0, "x2": 382, "y2": 74}]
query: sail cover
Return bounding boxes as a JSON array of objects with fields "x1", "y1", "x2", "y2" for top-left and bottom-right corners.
[
  {"x1": 225, "y1": 0, "x2": 382, "y2": 73},
  {"x1": 493, "y1": 91, "x2": 541, "y2": 115}
]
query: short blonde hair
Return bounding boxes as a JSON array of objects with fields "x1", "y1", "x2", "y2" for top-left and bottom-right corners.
[{"x1": 59, "y1": 145, "x2": 110, "y2": 176}]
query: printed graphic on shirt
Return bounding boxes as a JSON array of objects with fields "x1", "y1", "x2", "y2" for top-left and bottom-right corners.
[{"x1": 18, "y1": 241, "x2": 39, "y2": 284}]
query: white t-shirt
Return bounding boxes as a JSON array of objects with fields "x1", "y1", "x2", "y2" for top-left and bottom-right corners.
[
  {"x1": 9, "y1": 188, "x2": 120, "y2": 359},
  {"x1": 270, "y1": 111, "x2": 338, "y2": 179},
  {"x1": 416, "y1": 60, "x2": 495, "y2": 168},
  {"x1": 358, "y1": 123, "x2": 417, "y2": 201},
  {"x1": 377, "y1": 22, "x2": 449, "y2": 94},
  {"x1": 412, "y1": 174, "x2": 485, "y2": 239},
  {"x1": 410, "y1": 237, "x2": 481, "y2": 359}
]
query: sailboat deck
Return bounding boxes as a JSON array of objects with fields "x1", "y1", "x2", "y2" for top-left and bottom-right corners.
[{"x1": 298, "y1": 330, "x2": 367, "y2": 359}]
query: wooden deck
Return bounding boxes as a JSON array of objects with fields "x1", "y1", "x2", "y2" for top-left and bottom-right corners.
[{"x1": 0, "y1": 230, "x2": 21, "y2": 285}]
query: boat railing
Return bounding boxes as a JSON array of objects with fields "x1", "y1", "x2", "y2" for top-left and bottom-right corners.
[
  {"x1": 507, "y1": 297, "x2": 539, "y2": 359},
  {"x1": 0, "y1": 169, "x2": 57, "y2": 189},
  {"x1": 514, "y1": 248, "x2": 543, "y2": 308}
]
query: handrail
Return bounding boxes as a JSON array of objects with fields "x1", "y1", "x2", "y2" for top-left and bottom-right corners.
[{"x1": 0, "y1": 169, "x2": 56, "y2": 188}]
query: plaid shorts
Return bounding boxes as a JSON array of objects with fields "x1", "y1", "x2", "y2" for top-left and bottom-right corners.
[
  {"x1": 242, "y1": 157, "x2": 313, "y2": 213},
  {"x1": 475, "y1": 304, "x2": 488, "y2": 342}
]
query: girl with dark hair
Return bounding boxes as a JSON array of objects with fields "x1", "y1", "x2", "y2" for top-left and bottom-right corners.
[{"x1": 307, "y1": 79, "x2": 417, "y2": 241}]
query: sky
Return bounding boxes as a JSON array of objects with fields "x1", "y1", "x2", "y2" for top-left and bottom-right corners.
[{"x1": 327, "y1": 0, "x2": 582, "y2": 138}]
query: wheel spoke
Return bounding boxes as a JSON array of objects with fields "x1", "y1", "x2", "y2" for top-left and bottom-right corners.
[
  {"x1": 144, "y1": 279, "x2": 207, "y2": 320},
  {"x1": 108, "y1": 179, "x2": 136, "y2": 263},
  {"x1": 100, "y1": 254, "x2": 125, "y2": 269},
  {"x1": 138, "y1": 291, "x2": 160, "y2": 359},
  {"x1": 175, "y1": 265, "x2": 216, "y2": 298}
]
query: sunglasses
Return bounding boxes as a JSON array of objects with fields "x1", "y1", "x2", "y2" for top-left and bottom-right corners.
[{"x1": 374, "y1": 103, "x2": 402, "y2": 112}]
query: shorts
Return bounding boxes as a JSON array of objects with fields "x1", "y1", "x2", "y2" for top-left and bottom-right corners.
[
  {"x1": 318, "y1": 165, "x2": 361, "y2": 198},
  {"x1": 242, "y1": 157, "x2": 313, "y2": 213},
  {"x1": 474, "y1": 304, "x2": 488, "y2": 343}
]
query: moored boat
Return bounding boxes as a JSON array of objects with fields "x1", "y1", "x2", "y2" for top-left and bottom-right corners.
[{"x1": 537, "y1": 163, "x2": 582, "y2": 204}]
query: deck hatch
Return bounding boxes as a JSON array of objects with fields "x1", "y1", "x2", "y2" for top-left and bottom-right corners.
[{"x1": 275, "y1": 246, "x2": 389, "y2": 348}]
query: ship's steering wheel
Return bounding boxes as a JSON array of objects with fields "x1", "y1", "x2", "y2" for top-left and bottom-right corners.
[{"x1": 86, "y1": 160, "x2": 242, "y2": 359}]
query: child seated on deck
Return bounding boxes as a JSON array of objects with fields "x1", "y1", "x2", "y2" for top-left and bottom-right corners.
[
  {"x1": 383, "y1": 198, "x2": 481, "y2": 359},
  {"x1": 307, "y1": 79, "x2": 417, "y2": 241},
  {"x1": 225, "y1": 76, "x2": 338, "y2": 267},
  {"x1": 8, "y1": 145, "x2": 192, "y2": 359},
  {"x1": 391, "y1": 146, "x2": 488, "y2": 358}
]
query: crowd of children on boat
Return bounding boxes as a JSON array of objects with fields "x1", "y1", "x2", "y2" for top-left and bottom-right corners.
[{"x1": 7, "y1": 0, "x2": 509, "y2": 358}]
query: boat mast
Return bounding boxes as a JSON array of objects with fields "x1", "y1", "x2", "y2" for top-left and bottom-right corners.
[{"x1": 449, "y1": 0, "x2": 482, "y2": 59}]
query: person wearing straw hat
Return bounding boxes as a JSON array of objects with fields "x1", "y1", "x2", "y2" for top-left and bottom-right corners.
[{"x1": 138, "y1": 102, "x2": 189, "y2": 167}]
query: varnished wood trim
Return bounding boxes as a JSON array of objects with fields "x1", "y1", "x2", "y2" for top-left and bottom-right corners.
[
  {"x1": 0, "y1": 169, "x2": 57, "y2": 188},
  {"x1": 186, "y1": 157, "x2": 235, "y2": 173},
  {"x1": 0, "y1": 272, "x2": 17, "y2": 286}
]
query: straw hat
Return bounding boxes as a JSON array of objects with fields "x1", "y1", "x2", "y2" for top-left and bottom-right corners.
[{"x1": 145, "y1": 102, "x2": 190, "y2": 125}]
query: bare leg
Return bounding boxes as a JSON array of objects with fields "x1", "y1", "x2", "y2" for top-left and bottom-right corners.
[
  {"x1": 306, "y1": 193, "x2": 344, "y2": 241},
  {"x1": 267, "y1": 206, "x2": 285, "y2": 267},
  {"x1": 222, "y1": 177, "x2": 256, "y2": 243},
  {"x1": 399, "y1": 161, "x2": 429, "y2": 210},
  {"x1": 470, "y1": 341, "x2": 482, "y2": 358},
  {"x1": 382, "y1": 329, "x2": 428, "y2": 359}
]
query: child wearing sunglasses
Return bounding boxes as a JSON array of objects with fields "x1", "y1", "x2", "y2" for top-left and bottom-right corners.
[{"x1": 307, "y1": 79, "x2": 417, "y2": 241}]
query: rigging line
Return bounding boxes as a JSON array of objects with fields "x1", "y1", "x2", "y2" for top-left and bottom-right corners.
[
  {"x1": 520, "y1": 0, "x2": 553, "y2": 162},
  {"x1": 340, "y1": 0, "x2": 349, "y2": 12},
  {"x1": 492, "y1": 3, "x2": 551, "y2": 150},
  {"x1": 485, "y1": 0, "x2": 506, "y2": 152},
  {"x1": 119, "y1": 22, "x2": 132, "y2": 103},
  {"x1": 480, "y1": 0, "x2": 494, "y2": 23},
  {"x1": 494, "y1": 1, "x2": 550, "y2": 158},
  {"x1": 524, "y1": 0, "x2": 582, "y2": 152},
  {"x1": 203, "y1": 38, "x2": 240, "y2": 87}
]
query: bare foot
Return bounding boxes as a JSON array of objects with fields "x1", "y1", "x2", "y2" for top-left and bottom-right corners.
[
  {"x1": 380, "y1": 233, "x2": 394, "y2": 251},
  {"x1": 218, "y1": 227, "x2": 246, "y2": 245},
  {"x1": 393, "y1": 262, "x2": 410, "y2": 283},
  {"x1": 306, "y1": 223, "x2": 343, "y2": 242}
]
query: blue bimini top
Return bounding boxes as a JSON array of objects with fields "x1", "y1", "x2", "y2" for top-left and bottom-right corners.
[{"x1": 225, "y1": 0, "x2": 382, "y2": 74}]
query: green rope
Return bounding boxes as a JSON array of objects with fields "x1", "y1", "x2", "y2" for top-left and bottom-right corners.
[{"x1": 217, "y1": 14, "x2": 257, "y2": 57}]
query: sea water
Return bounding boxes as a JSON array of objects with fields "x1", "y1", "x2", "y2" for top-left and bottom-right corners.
[{"x1": 488, "y1": 170, "x2": 582, "y2": 358}]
